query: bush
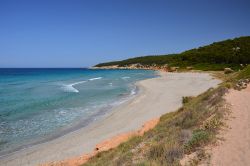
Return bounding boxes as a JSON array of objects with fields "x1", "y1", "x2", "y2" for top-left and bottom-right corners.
[
  {"x1": 147, "y1": 144, "x2": 165, "y2": 160},
  {"x1": 237, "y1": 65, "x2": 250, "y2": 79},
  {"x1": 164, "y1": 144, "x2": 183, "y2": 163},
  {"x1": 224, "y1": 82, "x2": 233, "y2": 89},
  {"x1": 200, "y1": 114, "x2": 222, "y2": 131},
  {"x1": 182, "y1": 96, "x2": 193, "y2": 104},
  {"x1": 147, "y1": 143, "x2": 183, "y2": 164},
  {"x1": 184, "y1": 130, "x2": 210, "y2": 153}
]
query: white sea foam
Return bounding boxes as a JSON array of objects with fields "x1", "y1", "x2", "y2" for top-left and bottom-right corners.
[
  {"x1": 121, "y1": 76, "x2": 130, "y2": 80},
  {"x1": 62, "y1": 80, "x2": 87, "y2": 93},
  {"x1": 130, "y1": 87, "x2": 137, "y2": 95},
  {"x1": 62, "y1": 77, "x2": 102, "y2": 93},
  {"x1": 70, "y1": 80, "x2": 87, "y2": 86},
  {"x1": 62, "y1": 85, "x2": 80, "y2": 93},
  {"x1": 89, "y1": 77, "x2": 102, "y2": 81}
]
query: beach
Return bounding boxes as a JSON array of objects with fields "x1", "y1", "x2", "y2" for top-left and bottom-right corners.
[{"x1": 0, "y1": 72, "x2": 221, "y2": 166}]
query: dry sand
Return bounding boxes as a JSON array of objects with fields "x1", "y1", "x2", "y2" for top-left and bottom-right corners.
[
  {"x1": 41, "y1": 118, "x2": 160, "y2": 166},
  {"x1": 0, "y1": 72, "x2": 221, "y2": 166},
  {"x1": 208, "y1": 86, "x2": 250, "y2": 166}
]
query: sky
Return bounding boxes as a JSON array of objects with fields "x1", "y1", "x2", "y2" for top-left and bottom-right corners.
[{"x1": 0, "y1": 0, "x2": 250, "y2": 68}]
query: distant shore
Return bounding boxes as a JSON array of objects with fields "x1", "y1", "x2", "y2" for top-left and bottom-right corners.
[
  {"x1": 91, "y1": 64, "x2": 169, "y2": 71},
  {"x1": 0, "y1": 72, "x2": 221, "y2": 166}
]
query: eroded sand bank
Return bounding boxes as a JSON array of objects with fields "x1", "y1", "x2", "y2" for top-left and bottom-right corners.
[{"x1": 0, "y1": 72, "x2": 221, "y2": 166}]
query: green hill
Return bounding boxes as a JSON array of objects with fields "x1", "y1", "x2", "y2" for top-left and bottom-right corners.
[{"x1": 95, "y1": 36, "x2": 250, "y2": 70}]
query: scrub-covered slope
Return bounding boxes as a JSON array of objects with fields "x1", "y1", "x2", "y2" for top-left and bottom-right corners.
[{"x1": 96, "y1": 36, "x2": 250, "y2": 70}]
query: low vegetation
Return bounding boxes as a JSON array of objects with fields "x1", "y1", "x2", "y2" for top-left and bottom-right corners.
[
  {"x1": 237, "y1": 65, "x2": 250, "y2": 79},
  {"x1": 182, "y1": 96, "x2": 193, "y2": 104},
  {"x1": 95, "y1": 36, "x2": 250, "y2": 71}
]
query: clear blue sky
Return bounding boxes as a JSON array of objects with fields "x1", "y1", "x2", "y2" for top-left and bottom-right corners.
[{"x1": 0, "y1": 0, "x2": 250, "y2": 67}]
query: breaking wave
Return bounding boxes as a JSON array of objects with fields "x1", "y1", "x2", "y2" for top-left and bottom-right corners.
[
  {"x1": 89, "y1": 77, "x2": 102, "y2": 81},
  {"x1": 62, "y1": 77, "x2": 103, "y2": 93},
  {"x1": 121, "y1": 76, "x2": 130, "y2": 80}
]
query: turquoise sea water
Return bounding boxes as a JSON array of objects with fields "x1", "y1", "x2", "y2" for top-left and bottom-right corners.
[{"x1": 0, "y1": 68, "x2": 156, "y2": 155}]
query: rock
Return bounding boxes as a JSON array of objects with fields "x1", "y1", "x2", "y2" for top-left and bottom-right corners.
[
  {"x1": 161, "y1": 64, "x2": 169, "y2": 72},
  {"x1": 186, "y1": 66, "x2": 193, "y2": 70},
  {"x1": 224, "y1": 68, "x2": 234, "y2": 74},
  {"x1": 234, "y1": 78, "x2": 249, "y2": 90},
  {"x1": 234, "y1": 84, "x2": 241, "y2": 91},
  {"x1": 169, "y1": 66, "x2": 179, "y2": 72},
  {"x1": 242, "y1": 84, "x2": 247, "y2": 89}
]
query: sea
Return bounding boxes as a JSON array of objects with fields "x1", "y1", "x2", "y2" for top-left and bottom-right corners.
[{"x1": 0, "y1": 68, "x2": 157, "y2": 156}]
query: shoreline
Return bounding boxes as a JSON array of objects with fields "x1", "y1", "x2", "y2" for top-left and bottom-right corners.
[
  {"x1": 0, "y1": 81, "x2": 139, "y2": 157},
  {"x1": 0, "y1": 70, "x2": 147, "y2": 158},
  {"x1": 0, "y1": 72, "x2": 221, "y2": 166}
]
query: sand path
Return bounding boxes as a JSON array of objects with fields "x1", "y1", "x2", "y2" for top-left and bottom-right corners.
[{"x1": 209, "y1": 86, "x2": 250, "y2": 166}]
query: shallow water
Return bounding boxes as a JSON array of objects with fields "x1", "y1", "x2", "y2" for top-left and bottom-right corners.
[{"x1": 0, "y1": 68, "x2": 156, "y2": 155}]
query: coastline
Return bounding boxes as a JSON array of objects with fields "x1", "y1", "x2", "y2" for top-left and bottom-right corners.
[
  {"x1": 0, "y1": 72, "x2": 221, "y2": 166},
  {"x1": 0, "y1": 70, "x2": 146, "y2": 158}
]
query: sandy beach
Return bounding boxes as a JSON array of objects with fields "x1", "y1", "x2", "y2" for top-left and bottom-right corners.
[{"x1": 0, "y1": 72, "x2": 221, "y2": 166}]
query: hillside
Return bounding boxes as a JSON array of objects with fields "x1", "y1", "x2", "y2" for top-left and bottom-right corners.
[{"x1": 95, "y1": 36, "x2": 250, "y2": 70}]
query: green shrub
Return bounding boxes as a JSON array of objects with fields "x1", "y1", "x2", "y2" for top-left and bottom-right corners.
[
  {"x1": 201, "y1": 115, "x2": 222, "y2": 132},
  {"x1": 184, "y1": 130, "x2": 210, "y2": 153},
  {"x1": 147, "y1": 143, "x2": 183, "y2": 165},
  {"x1": 224, "y1": 82, "x2": 233, "y2": 89},
  {"x1": 147, "y1": 144, "x2": 165, "y2": 160},
  {"x1": 237, "y1": 65, "x2": 250, "y2": 79},
  {"x1": 182, "y1": 96, "x2": 193, "y2": 104}
]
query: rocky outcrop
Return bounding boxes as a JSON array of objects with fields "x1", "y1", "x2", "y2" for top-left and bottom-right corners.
[
  {"x1": 224, "y1": 68, "x2": 234, "y2": 74},
  {"x1": 92, "y1": 63, "x2": 170, "y2": 71},
  {"x1": 169, "y1": 66, "x2": 179, "y2": 72},
  {"x1": 91, "y1": 65, "x2": 120, "y2": 69},
  {"x1": 186, "y1": 66, "x2": 193, "y2": 70}
]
